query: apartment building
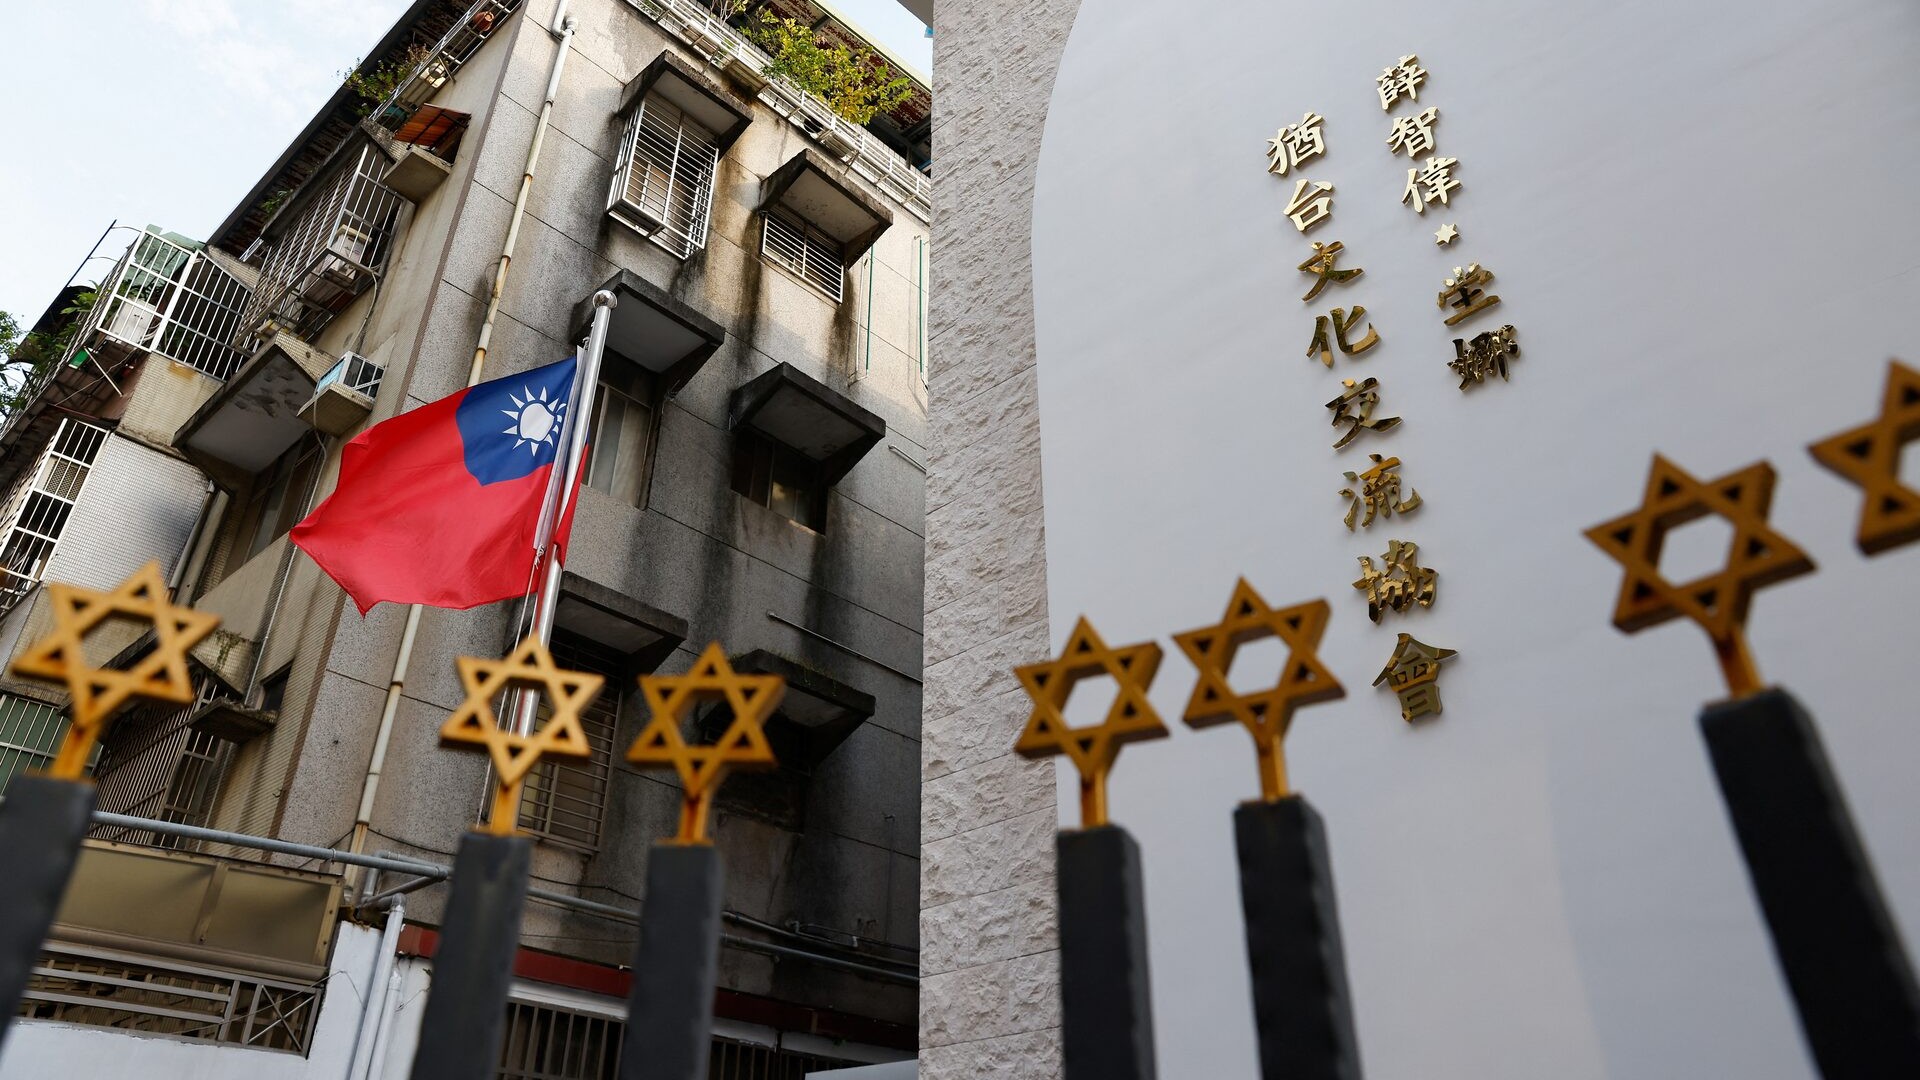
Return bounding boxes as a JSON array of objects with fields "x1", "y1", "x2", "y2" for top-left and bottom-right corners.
[{"x1": 0, "y1": 1, "x2": 930, "y2": 1076}]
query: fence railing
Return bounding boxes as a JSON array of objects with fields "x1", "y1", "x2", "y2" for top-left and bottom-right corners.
[
  {"x1": 372, "y1": 0, "x2": 525, "y2": 134},
  {"x1": 238, "y1": 146, "x2": 409, "y2": 352},
  {"x1": 54, "y1": 229, "x2": 252, "y2": 385},
  {"x1": 21, "y1": 942, "x2": 322, "y2": 1055}
]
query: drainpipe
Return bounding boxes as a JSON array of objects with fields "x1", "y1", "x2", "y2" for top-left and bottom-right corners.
[
  {"x1": 345, "y1": 895, "x2": 406, "y2": 1080},
  {"x1": 349, "y1": 8, "x2": 579, "y2": 860},
  {"x1": 167, "y1": 480, "x2": 219, "y2": 597}
]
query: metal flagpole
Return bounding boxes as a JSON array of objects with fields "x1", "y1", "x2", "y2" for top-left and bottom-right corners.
[{"x1": 506, "y1": 289, "x2": 616, "y2": 738}]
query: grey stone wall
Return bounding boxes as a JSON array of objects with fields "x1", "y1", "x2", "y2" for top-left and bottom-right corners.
[{"x1": 919, "y1": 0, "x2": 1080, "y2": 1073}]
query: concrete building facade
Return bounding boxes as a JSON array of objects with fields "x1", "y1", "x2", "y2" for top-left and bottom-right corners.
[{"x1": 0, "y1": 0, "x2": 930, "y2": 1075}]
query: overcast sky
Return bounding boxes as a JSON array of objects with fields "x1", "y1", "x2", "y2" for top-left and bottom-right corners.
[{"x1": 0, "y1": 0, "x2": 931, "y2": 327}]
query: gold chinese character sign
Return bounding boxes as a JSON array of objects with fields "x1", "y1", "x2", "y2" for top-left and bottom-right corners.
[
  {"x1": 1308, "y1": 307, "x2": 1380, "y2": 367},
  {"x1": 1013, "y1": 617, "x2": 1166, "y2": 829},
  {"x1": 1451, "y1": 325, "x2": 1520, "y2": 389},
  {"x1": 1171, "y1": 580, "x2": 1343, "y2": 801},
  {"x1": 1326, "y1": 377, "x2": 1400, "y2": 449},
  {"x1": 1377, "y1": 54, "x2": 1429, "y2": 111},
  {"x1": 1285, "y1": 179, "x2": 1335, "y2": 233},
  {"x1": 11, "y1": 562, "x2": 219, "y2": 780},
  {"x1": 1298, "y1": 241, "x2": 1363, "y2": 302},
  {"x1": 1808, "y1": 359, "x2": 1920, "y2": 555},
  {"x1": 1373, "y1": 635, "x2": 1456, "y2": 722},
  {"x1": 1584, "y1": 456, "x2": 1814, "y2": 698},
  {"x1": 1386, "y1": 106, "x2": 1440, "y2": 158},
  {"x1": 1353, "y1": 540, "x2": 1438, "y2": 623},
  {"x1": 1266, "y1": 111, "x2": 1326, "y2": 176},
  {"x1": 1341, "y1": 454, "x2": 1422, "y2": 530},
  {"x1": 442, "y1": 637, "x2": 603, "y2": 836},
  {"x1": 628, "y1": 643, "x2": 784, "y2": 844},
  {"x1": 1402, "y1": 156, "x2": 1460, "y2": 214},
  {"x1": 1437, "y1": 264, "x2": 1501, "y2": 326}
]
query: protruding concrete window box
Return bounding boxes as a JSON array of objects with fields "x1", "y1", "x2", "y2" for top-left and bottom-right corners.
[
  {"x1": 608, "y1": 51, "x2": 753, "y2": 259},
  {"x1": 728, "y1": 362, "x2": 885, "y2": 530},
  {"x1": 757, "y1": 150, "x2": 893, "y2": 301},
  {"x1": 570, "y1": 270, "x2": 726, "y2": 395}
]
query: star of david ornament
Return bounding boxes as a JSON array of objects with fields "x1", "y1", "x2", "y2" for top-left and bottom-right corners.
[
  {"x1": 1171, "y1": 580, "x2": 1343, "y2": 801},
  {"x1": 11, "y1": 561, "x2": 220, "y2": 780},
  {"x1": 1808, "y1": 360, "x2": 1920, "y2": 555},
  {"x1": 1013, "y1": 617, "x2": 1166, "y2": 829},
  {"x1": 627, "y1": 643, "x2": 784, "y2": 844},
  {"x1": 442, "y1": 636, "x2": 604, "y2": 835},
  {"x1": 1585, "y1": 455, "x2": 1814, "y2": 698}
]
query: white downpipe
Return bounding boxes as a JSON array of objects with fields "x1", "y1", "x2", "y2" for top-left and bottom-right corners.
[
  {"x1": 350, "y1": 11, "x2": 579, "y2": 856},
  {"x1": 346, "y1": 896, "x2": 407, "y2": 1080}
]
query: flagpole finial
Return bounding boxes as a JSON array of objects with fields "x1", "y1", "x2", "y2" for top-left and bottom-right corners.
[{"x1": 591, "y1": 289, "x2": 617, "y2": 310}]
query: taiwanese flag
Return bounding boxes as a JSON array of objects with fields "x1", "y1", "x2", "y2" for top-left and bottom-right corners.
[{"x1": 292, "y1": 356, "x2": 581, "y2": 614}]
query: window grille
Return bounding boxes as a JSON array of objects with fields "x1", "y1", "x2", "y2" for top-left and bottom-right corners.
[
  {"x1": 512, "y1": 635, "x2": 621, "y2": 849},
  {"x1": 21, "y1": 942, "x2": 320, "y2": 1054},
  {"x1": 0, "y1": 419, "x2": 109, "y2": 616},
  {"x1": 607, "y1": 96, "x2": 720, "y2": 260},
  {"x1": 495, "y1": 999, "x2": 857, "y2": 1080},
  {"x1": 238, "y1": 146, "x2": 407, "y2": 350},
  {"x1": 91, "y1": 677, "x2": 229, "y2": 849},
  {"x1": 761, "y1": 208, "x2": 846, "y2": 302},
  {"x1": 0, "y1": 693, "x2": 68, "y2": 793},
  {"x1": 58, "y1": 230, "x2": 252, "y2": 383}
]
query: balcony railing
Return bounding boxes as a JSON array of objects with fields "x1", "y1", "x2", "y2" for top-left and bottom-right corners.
[
  {"x1": 238, "y1": 146, "x2": 409, "y2": 351},
  {"x1": 58, "y1": 228, "x2": 252, "y2": 384},
  {"x1": 22, "y1": 942, "x2": 322, "y2": 1055},
  {"x1": 0, "y1": 419, "x2": 109, "y2": 617},
  {"x1": 372, "y1": 0, "x2": 525, "y2": 134},
  {"x1": 633, "y1": 0, "x2": 933, "y2": 221}
]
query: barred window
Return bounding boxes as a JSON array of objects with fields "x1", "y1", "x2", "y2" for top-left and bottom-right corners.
[
  {"x1": 607, "y1": 95, "x2": 719, "y2": 260},
  {"x1": 761, "y1": 207, "x2": 846, "y2": 302},
  {"x1": 495, "y1": 997, "x2": 859, "y2": 1080},
  {"x1": 0, "y1": 693, "x2": 69, "y2": 792},
  {"x1": 512, "y1": 634, "x2": 622, "y2": 850}
]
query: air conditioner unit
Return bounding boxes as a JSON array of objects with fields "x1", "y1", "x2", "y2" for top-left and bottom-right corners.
[{"x1": 104, "y1": 300, "x2": 159, "y2": 345}]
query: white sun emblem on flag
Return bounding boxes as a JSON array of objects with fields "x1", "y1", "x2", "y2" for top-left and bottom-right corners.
[{"x1": 501, "y1": 385, "x2": 566, "y2": 456}]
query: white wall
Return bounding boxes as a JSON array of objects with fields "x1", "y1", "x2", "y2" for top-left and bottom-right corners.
[{"x1": 1029, "y1": 1, "x2": 1920, "y2": 1078}]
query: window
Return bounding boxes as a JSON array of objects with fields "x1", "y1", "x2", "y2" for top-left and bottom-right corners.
[
  {"x1": 0, "y1": 693, "x2": 69, "y2": 792},
  {"x1": 513, "y1": 634, "x2": 621, "y2": 849},
  {"x1": 583, "y1": 356, "x2": 655, "y2": 508},
  {"x1": 237, "y1": 445, "x2": 320, "y2": 561},
  {"x1": 761, "y1": 207, "x2": 846, "y2": 302},
  {"x1": 731, "y1": 430, "x2": 826, "y2": 531},
  {"x1": 607, "y1": 95, "x2": 720, "y2": 259}
]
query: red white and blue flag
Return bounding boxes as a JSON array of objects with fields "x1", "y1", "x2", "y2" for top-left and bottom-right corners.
[{"x1": 292, "y1": 356, "x2": 582, "y2": 614}]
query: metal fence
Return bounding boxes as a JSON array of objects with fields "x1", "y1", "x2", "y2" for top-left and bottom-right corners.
[
  {"x1": 496, "y1": 998, "x2": 856, "y2": 1080},
  {"x1": 90, "y1": 677, "x2": 230, "y2": 849},
  {"x1": 513, "y1": 635, "x2": 622, "y2": 849},
  {"x1": 762, "y1": 207, "x2": 845, "y2": 301},
  {"x1": 608, "y1": 95, "x2": 720, "y2": 260},
  {"x1": 0, "y1": 419, "x2": 109, "y2": 616},
  {"x1": 57, "y1": 228, "x2": 254, "y2": 383},
  {"x1": 21, "y1": 942, "x2": 321, "y2": 1054},
  {"x1": 0, "y1": 693, "x2": 68, "y2": 794},
  {"x1": 239, "y1": 145, "x2": 409, "y2": 351}
]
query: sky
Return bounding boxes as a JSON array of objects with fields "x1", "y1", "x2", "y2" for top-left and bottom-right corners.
[{"x1": 0, "y1": 0, "x2": 931, "y2": 328}]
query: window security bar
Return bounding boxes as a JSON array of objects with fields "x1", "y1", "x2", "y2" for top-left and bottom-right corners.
[
  {"x1": 0, "y1": 419, "x2": 109, "y2": 618},
  {"x1": 238, "y1": 146, "x2": 409, "y2": 351},
  {"x1": 761, "y1": 208, "x2": 846, "y2": 302},
  {"x1": 607, "y1": 96, "x2": 720, "y2": 259},
  {"x1": 51, "y1": 230, "x2": 252, "y2": 385}
]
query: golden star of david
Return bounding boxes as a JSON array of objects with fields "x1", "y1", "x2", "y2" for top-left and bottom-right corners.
[
  {"x1": 1013, "y1": 617, "x2": 1166, "y2": 829},
  {"x1": 10, "y1": 561, "x2": 219, "y2": 780},
  {"x1": 1585, "y1": 455, "x2": 1814, "y2": 698},
  {"x1": 1171, "y1": 579, "x2": 1344, "y2": 802},
  {"x1": 442, "y1": 636, "x2": 603, "y2": 835},
  {"x1": 627, "y1": 643, "x2": 784, "y2": 844},
  {"x1": 1808, "y1": 359, "x2": 1920, "y2": 555}
]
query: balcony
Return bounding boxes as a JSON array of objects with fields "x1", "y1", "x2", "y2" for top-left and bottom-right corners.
[
  {"x1": 368, "y1": 0, "x2": 522, "y2": 138},
  {"x1": 175, "y1": 332, "x2": 337, "y2": 490},
  {"x1": 238, "y1": 145, "x2": 409, "y2": 351}
]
